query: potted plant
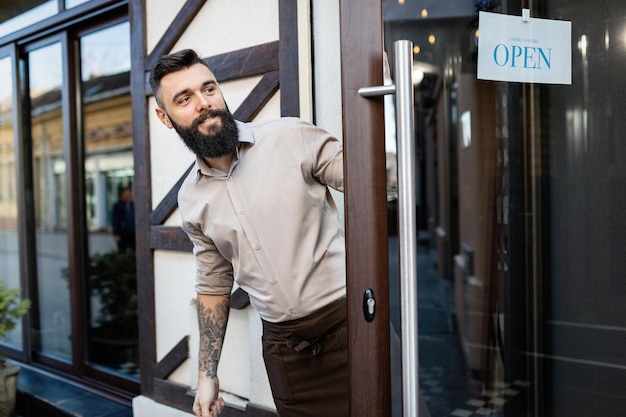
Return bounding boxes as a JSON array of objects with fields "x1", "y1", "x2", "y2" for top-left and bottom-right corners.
[
  {"x1": 86, "y1": 250, "x2": 138, "y2": 374},
  {"x1": 0, "y1": 278, "x2": 30, "y2": 417}
]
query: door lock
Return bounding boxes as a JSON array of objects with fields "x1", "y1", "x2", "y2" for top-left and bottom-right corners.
[{"x1": 363, "y1": 288, "x2": 376, "y2": 322}]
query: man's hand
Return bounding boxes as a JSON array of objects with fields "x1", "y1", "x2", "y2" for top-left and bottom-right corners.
[{"x1": 193, "y1": 375, "x2": 225, "y2": 416}]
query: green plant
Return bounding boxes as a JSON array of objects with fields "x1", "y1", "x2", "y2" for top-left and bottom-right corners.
[
  {"x1": 0, "y1": 279, "x2": 30, "y2": 363},
  {"x1": 87, "y1": 250, "x2": 137, "y2": 337}
]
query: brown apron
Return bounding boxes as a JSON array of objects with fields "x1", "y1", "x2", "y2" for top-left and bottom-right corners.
[{"x1": 261, "y1": 297, "x2": 349, "y2": 417}]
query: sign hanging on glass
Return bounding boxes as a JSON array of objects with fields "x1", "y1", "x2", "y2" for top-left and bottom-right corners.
[{"x1": 477, "y1": 9, "x2": 572, "y2": 85}]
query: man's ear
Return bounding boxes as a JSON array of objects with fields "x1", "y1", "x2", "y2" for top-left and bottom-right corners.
[{"x1": 155, "y1": 107, "x2": 173, "y2": 129}]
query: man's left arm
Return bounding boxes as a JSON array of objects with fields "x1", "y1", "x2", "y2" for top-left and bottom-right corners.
[{"x1": 301, "y1": 121, "x2": 344, "y2": 191}]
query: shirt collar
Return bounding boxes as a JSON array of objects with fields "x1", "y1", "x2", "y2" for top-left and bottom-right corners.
[{"x1": 193, "y1": 120, "x2": 255, "y2": 181}]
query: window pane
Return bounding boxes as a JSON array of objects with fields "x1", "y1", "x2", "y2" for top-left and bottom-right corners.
[
  {"x1": 0, "y1": 56, "x2": 25, "y2": 352},
  {"x1": 80, "y1": 22, "x2": 138, "y2": 379},
  {"x1": 65, "y1": 0, "x2": 90, "y2": 9},
  {"x1": 0, "y1": 1, "x2": 58, "y2": 39},
  {"x1": 29, "y1": 42, "x2": 72, "y2": 362},
  {"x1": 540, "y1": 2, "x2": 626, "y2": 415}
]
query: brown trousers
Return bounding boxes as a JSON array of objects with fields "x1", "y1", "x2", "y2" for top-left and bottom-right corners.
[{"x1": 262, "y1": 298, "x2": 349, "y2": 417}]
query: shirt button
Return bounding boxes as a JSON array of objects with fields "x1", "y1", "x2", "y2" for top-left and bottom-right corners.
[
  {"x1": 287, "y1": 309, "x2": 294, "y2": 317},
  {"x1": 270, "y1": 278, "x2": 277, "y2": 285},
  {"x1": 227, "y1": 176, "x2": 232, "y2": 181},
  {"x1": 254, "y1": 244, "x2": 261, "y2": 251},
  {"x1": 239, "y1": 208, "x2": 245, "y2": 214}
]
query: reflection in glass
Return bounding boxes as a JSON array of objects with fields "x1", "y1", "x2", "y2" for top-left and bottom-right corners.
[
  {"x1": 65, "y1": 0, "x2": 90, "y2": 9},
  {"x1": 0, "y1": 1, "x2": 57, "y2": 39},
  {"x1": 0, "y1": 56, "x2": 25, "y2": 352},
  {"x1": 80, "y1": 22, "x2": 138, "y2": 379},
  {"x1": 29, "y1": 43, "x2": 72, "y2": 361}
]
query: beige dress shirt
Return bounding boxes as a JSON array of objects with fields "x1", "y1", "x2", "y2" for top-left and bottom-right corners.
[{"x1": 178, "y1": 118, "x2": 346, "y2": 323}]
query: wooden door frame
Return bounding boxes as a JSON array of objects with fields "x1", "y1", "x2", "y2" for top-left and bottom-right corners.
[{"x1": 339, "y1": 1, "x2": 392, "y2": 416}]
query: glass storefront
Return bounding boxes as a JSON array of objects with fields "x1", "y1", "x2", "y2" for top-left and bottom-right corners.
[
  {"x1": 0, "y1": 0, "x2": 137, "y2": 399},
  {"x1": 384, "y1": 0, "x2": 626, "y2": 416}
]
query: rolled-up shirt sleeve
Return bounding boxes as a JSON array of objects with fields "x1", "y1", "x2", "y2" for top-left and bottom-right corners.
[
  {"x1": 182, "y1": 220, "x2": 234, "y2": 296},
  {"x1": 299, "y1": 120, "x2": 344, "y2": 192}
]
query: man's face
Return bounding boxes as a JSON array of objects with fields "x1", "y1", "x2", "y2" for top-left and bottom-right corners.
[{"x1": 155, "y1": 63, "x2": 239, "y2": 158}]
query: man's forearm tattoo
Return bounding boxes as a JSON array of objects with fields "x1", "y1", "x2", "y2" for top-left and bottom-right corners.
[{"x1": 197, "y1": 297, "x2": 229, "y2": 378}]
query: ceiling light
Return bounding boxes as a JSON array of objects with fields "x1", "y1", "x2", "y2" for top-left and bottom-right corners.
[
  {"x1": 421, "y1": 9, "x2": 428, "y2": 18},
  {"x1": 413, "y1": 69, "x2": 424, "y2": 85}
]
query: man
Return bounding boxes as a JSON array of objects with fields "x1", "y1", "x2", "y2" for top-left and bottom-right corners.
[
  {"x1": 111, "y1": 186, "x2": 135, "y2": 251},
  {"x1": 149, "y1": 49, "x2": 348, "y2": 417}
]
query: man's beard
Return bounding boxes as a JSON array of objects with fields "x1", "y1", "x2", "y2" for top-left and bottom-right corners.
[{"x1": 170, "y1": 109, "x2": 239, "y2": 158}]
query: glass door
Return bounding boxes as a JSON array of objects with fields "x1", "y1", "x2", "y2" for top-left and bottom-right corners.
[{"x1": 383, "y1": 0, "x2": 626, "y2": 416}]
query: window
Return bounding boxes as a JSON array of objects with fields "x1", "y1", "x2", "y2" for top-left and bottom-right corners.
[{"x1": 0, "y1": 0, "x2": 136, "y2": 399}]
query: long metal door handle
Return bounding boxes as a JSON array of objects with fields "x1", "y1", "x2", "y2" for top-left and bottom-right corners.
[{"x1": 358, "y1": 40, "x2": 419, "y2": 417}]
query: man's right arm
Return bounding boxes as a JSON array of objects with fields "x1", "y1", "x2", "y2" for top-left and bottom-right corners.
[{"x1": 193, "y1": 293, "x2": 230, "y2": 416}]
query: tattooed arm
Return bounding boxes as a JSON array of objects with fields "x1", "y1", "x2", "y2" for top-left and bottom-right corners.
[{"x1": 193, "y1": 294, "x2": 230, "y2": 417}]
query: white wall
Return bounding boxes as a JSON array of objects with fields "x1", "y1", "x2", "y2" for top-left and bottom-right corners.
[{"x1": 135, "y1": 0, "x2": 343, "y2": 415}]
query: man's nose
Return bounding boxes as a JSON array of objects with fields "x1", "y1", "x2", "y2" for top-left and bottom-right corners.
[{"x1": 196, "y1": 92, "x2": 211, "y2": 111}]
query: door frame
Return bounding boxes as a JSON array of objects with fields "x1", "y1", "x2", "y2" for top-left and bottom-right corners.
[{"x1": 339, "y1": 1, "x2": 392, "y2": 416}]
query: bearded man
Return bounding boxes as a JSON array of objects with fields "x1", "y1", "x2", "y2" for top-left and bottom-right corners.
[{"x1": 149, "y1": 49, "x2": 348, "y2": 417}]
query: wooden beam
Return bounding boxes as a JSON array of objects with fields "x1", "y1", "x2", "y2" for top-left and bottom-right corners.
[
  {"x1": 153, "y1": 377, "x2": 277, "y2": 417},
  {"x1": 145, "y1": 0, "x2": 206, "y2": 69},
  {"x1": 206, "y1": 42, "x2": 279, "y2": 82},
  {"x1": 152, "y1": 378, "x2": 194, "y2": 412},
  {"x1": 149, "y1": 164, "x2": 193, "y2": 225},
  {"x1": 130, "y1": 0, "x2": 156, "y2": 396},
  {"x1": 278, "y1": 0, "x2": 300, "y2": 116},
  {"x1": 232, "y1": 70, "x2": 279, "y2": 122},
  {"x1": 339, "y1": 1, "x2": 391, "y2": 416},
  {"x1": 149, "y1": 226, "x2": 193, "y2": 252},
  {"x1": 154, "y1": 336, "x2": 189, "y2": 379}
]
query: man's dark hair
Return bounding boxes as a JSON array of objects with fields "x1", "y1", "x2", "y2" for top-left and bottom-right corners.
[{"x1": 149, "y1": 49, "x2": 212, "y2": 107}]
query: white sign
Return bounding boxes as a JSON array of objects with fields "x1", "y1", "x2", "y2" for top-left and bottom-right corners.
[{"x1": 477, "y1": 10, "x2": 572, "y2": 84}]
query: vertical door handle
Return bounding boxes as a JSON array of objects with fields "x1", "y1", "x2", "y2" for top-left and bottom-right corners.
[{"x1": 358, "y1": 39, "x2": 419, "y2": 417}]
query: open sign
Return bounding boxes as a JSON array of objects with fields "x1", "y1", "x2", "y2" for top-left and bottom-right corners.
[{"x1": 477, "y1": 11, "x2": 571, "y2": 85}]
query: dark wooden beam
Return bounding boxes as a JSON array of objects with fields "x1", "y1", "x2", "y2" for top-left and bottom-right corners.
[
  {"x1": 206, "y1": 42, "x2": 279, "y2": 82},
  {"x1": 150, "y1": 226, "x2": 193, "y2": 252},
  {"x1": 149, "y1": 164, "x2": 193, "y2": 225},
  {"x1": 154, "y1": 336, "x2": 189, "y2": 379},
  {"x1": 129, "y1": 0, "x2": 156, "y2": 397},
  {"x1": 339, "y1": 1, "x2": 391, "y2": 416},
  {"x1": 230, "y1": 288, "x2": 250, "y2": 310},
  {"x1": 232, "y1": 70, "x2": 279, "y2": 122},
  {"x1": 145, "y1": 0, "x2": 206, "y2": 70},
  {"x1": 278, "y1": 0, "x2": 300, "y2": 116},
  {"x1": 152, "y1": 378, "x2": 194, "y2": 411},
  {"x1": 153, "y1": 378, "x2": 277, "y2": 417}
]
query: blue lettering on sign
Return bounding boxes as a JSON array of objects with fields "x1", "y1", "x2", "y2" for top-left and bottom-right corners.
[{"x1": 493, "y1": 44, "x2": 552, "y2": 69}]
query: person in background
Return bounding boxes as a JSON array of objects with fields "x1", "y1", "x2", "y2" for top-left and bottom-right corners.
[
  {"x1": 111, "y1": 186, "x2": 136, "y2": 252},
  {"x1": 149, "y1": 49, "x2": 347, "y2": 417}
]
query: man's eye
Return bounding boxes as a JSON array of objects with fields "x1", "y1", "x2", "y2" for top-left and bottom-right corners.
[
  {"x1": 178, "y1": 96, "x2": 189, "y2": 104},
  {"x1": 204, "y1": 87, "x2": 214, "y2": 94}
]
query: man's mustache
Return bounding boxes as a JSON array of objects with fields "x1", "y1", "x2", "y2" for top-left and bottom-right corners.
[{"x1": 192, "y1": 109, "x2": 227, "y2": 130}]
